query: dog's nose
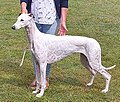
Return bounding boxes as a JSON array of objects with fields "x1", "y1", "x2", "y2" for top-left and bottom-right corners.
[{"x1": 12, "y1": 26, "x2": 15, "y2": 30}]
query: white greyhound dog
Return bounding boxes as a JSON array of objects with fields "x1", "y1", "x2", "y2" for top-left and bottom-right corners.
[{"x1": 12, "y1": 14, "x2": 115, "y2": 97}]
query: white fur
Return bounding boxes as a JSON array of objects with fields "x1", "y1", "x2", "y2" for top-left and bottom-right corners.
[{"x1": 12, "y1": 14, "x2": 115, "y2": 97}]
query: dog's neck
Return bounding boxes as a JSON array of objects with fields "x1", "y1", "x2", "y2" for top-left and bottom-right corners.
[{"x1": 25, "y1": 19, "x2": 42, "y2": 43}]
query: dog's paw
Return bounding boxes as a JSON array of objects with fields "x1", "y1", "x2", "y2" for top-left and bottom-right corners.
[
  {"x1": 36, "y1": 92, "x2": 44, "y2": 98},
  {"x1": 86, "y1": 83, "x2": 93, "y2": 86},
  {"x1": 36, "y1": 89, "x2": 44, "y2": 98},
  {"x1": 101, "y1": 89, "x2": 108, "y2": 93},
  {"x1": 32, "y1": 90, "x2": 39, "y2": 94}
]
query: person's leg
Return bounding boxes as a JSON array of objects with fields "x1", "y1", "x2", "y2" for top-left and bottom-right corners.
[{"x1": 42, "y1": 18, "x2": 60, "y2": 35}]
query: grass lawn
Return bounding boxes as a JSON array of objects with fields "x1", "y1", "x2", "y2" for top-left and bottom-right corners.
[{"x1": 0, "y1": 0, "x2": 120, "y2": 101}]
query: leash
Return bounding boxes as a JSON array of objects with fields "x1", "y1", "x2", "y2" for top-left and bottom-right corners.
[
  {"x1": 19, "y1": 29, "x2": 29, "y2": 67},
  {"x1": 19, "y1": 45, "x2": 27, "y2": 67},
  {"x1": 19, "y1": 43, "x2": 29, "y2": 67}
]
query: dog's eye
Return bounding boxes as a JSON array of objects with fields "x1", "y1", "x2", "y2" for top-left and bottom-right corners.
[{"x1": 20, "y1": 19, "x2": 24, "y2": 21}]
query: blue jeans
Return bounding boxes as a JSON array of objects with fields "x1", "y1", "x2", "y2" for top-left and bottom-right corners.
[{"x1": 33, "y1": 17, "x2": 60, "y2": 78}]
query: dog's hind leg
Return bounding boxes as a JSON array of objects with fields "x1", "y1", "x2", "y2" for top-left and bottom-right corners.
[
  {"x1": 86, "y1": 69, "x2": 97, "y2": 86},
  {"x1": 80, "y1": 53, "x2": 97, "y2": 86},
  {"x1": 90, "y1": 63, "x2": 111, "y2": 93},
  {"x1": 98, "y1": 69, "x2": 111, "y2": 93}
]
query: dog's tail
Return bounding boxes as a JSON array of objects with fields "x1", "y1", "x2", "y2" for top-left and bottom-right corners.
[{"x1": 103, "y1": 65, "x2": 116, "y2": 70}]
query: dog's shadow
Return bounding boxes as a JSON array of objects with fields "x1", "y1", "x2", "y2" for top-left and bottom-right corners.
[
  {"x1": 51, "y1": 76, "x2": 82, "y2": 87},
  {"x1": 50, "y1": 69, "x2": 90, "y2": 89}
]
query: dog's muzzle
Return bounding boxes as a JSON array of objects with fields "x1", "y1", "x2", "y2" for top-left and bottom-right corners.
[{"x1": 12, "y1": 26, "x2": 15, "y2": 30}]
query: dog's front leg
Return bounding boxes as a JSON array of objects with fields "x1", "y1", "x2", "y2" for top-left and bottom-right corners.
[
  {"x1": 36, "y1": 62, "x2": 47, "y2": 98},
  {"x1": 32, "y1": 61, "x2": 41, "y2": 94}
]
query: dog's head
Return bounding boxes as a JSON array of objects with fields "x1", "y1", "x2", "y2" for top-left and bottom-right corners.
[{"x1": 12, "y1": 13, "x2": 34, "y2": 30}]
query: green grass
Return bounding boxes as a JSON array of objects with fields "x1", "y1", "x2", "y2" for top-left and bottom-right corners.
[{"x1": 0, "y1": 0, "x2": 120, "y2": 101}]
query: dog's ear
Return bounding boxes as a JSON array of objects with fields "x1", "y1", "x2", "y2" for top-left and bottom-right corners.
[{"x1": 28, "y1": 13, "x2": 35, "y2": 18}]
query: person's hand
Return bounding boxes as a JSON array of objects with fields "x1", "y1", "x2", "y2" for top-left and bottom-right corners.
[
  {"x1": 21, "y1": 9, "x2": 28, "y2": 14},
  {"x1": 58, "y1": 22, "x2": 68, "y2": 36},
  {"x1": 21, "y1": 2, "x2": 28, "y2": 14}
]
